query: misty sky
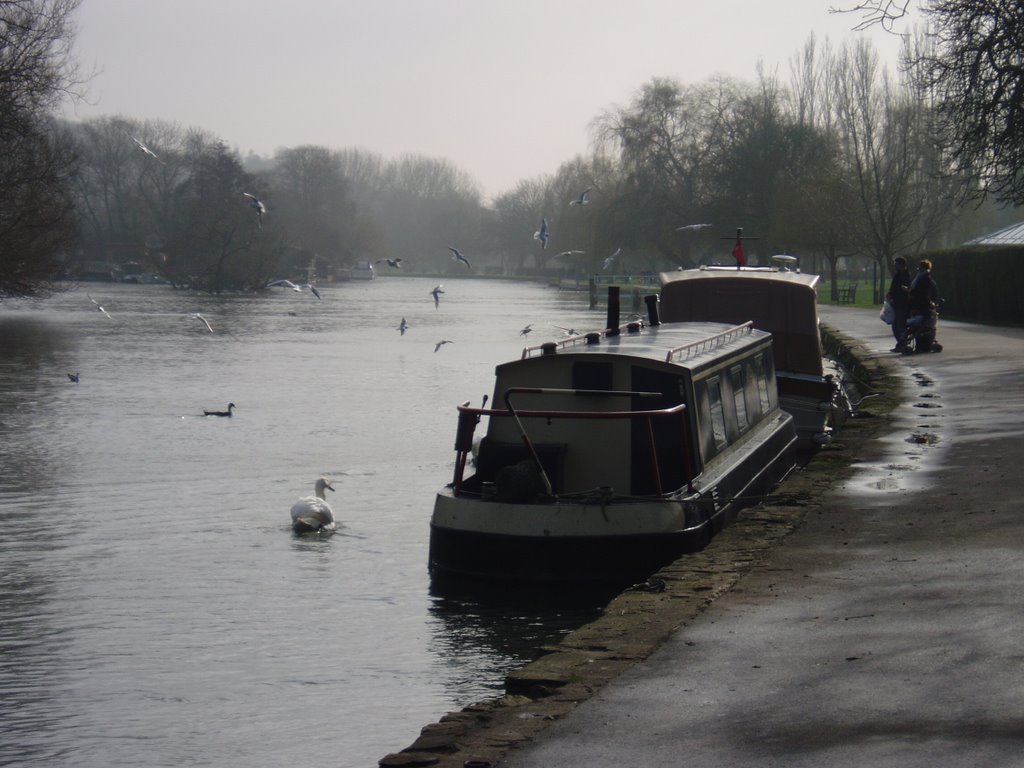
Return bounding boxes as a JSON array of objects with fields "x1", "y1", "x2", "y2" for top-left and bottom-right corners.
[{"x1": 63, "y1": 0, "x2": 905, "y2": 200}]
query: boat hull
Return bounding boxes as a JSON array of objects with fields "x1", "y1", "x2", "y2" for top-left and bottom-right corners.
[{"x1": 429, "y1": 412, "x2": 796, "y2": 584}]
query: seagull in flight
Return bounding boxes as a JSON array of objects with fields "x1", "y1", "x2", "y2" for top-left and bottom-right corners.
[
  {"x1": 676, "y1": 223, "x2": 712, "y2": 232},
  {"x1": 555, "y1": 249, "x2": 585, "y2": 258},
  {"x1": 398, "y1": 317, "x2": 409, "y2": 335},
  {"x1": 520, "y1": 324, "x2": 533, "y2": 336},
  {"x1": 269, "y1": 279, "x2": 319, "y2": 298},
  {"x1": 375, "y1": 258, "x2": 402, "y2": 269},
  {"x1": 434, "y1": 339, "x2": 453, "y2": 352},
  {"x1": 131, "y1": 136, "x2": 162, "y2": 163},
  {"x1": 552, "y1": 325, "x2": 579, "y2": 336},
  {"x1": 533, "y1": 218, "x2": 550, "y2": 249},
  {"x1": 243, "y1": 192, "x2": 267, "y2": 228},
  {"x1": 603, "y1": 248, "x2": 622, "y2": 271},
  {"x1": 189, "y1": 312, "x2": 214, "y2": 333},
  {"x1": 449, "y1": 247, "x2": 471, "y2": 269},
  {"x1": 430, "y1": 284, "x2": 445, "y2": 308},
  {"x1": 569, "y1": 188, "x2": 591, "y2": 206},
  {"x1": 87, "y1": 294, "x2": 113, "y2": 319}
]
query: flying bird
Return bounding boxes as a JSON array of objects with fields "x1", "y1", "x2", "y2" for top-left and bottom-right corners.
[
  {"x1": 398, "y1": 317, "x2": 409, "y2": 335},
  {"x1": 555, "y1": 249, "x2": 585, "y2": 258},
  {"x1": 569, "y1": 188, "x2": 591, "y2": 206},
  {"x1": 676, "y1": 223, "x2": 712, "y2": 232},
  {"x1": 87, "y1": 294, "x2": 113, "y2": 319},
  {"x1": 131, "y1": 136, "x2": 162, "y2": 162},
  {"x1": 533, "y1": 218, "x2": 550, "y2": 249},
  {"x1": 434, "y1": 339, "x2": 453, "y2": 352},
  {"x1": 204, "y1": 403, "x2": 236, "y2": 417},
  {"x1": 243, "y1": 192, "x2": 267, "y2": 228},
  {"x1": 67, "y1": 372, "x2": 80, "y2": 383},
  {"x1": 603, "y1": 248, "x2": 622, "y2": 271},
  {"x1": 449, "y1": 247, "x2": 471, "y2": 269},
  {"x1": 269, "y1": 279, "x2": 319, "y2": 298},
  {"x1": 552, "y1": 325, "x2": 579, "y2": 336},
  {"x1": 520, "y1": 324, "x2": 533, "y2": 336},
  {"x1": 430, "y1": 284, "x2": 445, "y2": 308},
  {"x1": 375, "y1": 258, "x2": 403, "y2": 269},
  {"x1": 189, "y1": 312, "x2": 214, "y2": 333}
]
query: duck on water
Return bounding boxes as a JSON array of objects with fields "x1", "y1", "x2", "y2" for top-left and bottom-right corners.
[{"x1": 203, "y1": 403, "x2": 236, "y2": 417}]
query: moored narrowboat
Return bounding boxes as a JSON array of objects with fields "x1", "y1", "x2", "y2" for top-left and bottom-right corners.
[
  {"x1": 659, "y1": 259, "x2": 850, "y2": 447},
  {"x1": 428, "y1": 290, "x2": 798, "y2": 584}
]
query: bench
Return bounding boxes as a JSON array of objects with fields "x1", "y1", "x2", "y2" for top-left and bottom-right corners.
[{"x1": 836, "y1": 283, "x2": 858, "y2": 304}]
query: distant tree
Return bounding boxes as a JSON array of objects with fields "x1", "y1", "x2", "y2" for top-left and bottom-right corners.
[
  {"x1": 165, "y1": 138, "x2": 280, "y2": 292},
  {"x1": 0, "y1": 0, "x2": 83, "y2": 298},
  {"x1": 270, "y1": 145, "x2": 359, "y2": 271},
  {"x1": 70, "y1": 116, "x2": 192, "y2": 264},
  {"x1": 375, "y1": 154, "x2": 484, "y2": 272}
]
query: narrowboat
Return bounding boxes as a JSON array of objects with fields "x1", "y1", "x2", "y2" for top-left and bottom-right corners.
[
  {"x1": 428, "y1": 289, "x2": 798, "y2": 584},
  {"x1": 659, "y1": 258, "x2": 850, "y2": 448}
]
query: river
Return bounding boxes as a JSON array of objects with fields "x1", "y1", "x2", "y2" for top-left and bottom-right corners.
[{"x1": 0, "y1": 277, "x2": 621, "y2": 768}]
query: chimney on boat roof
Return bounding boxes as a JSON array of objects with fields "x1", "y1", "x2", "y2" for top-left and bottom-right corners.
[
  {"x1": 644, "y1": 294, "x2": 661, "y2": 326},
  {"x1": 605, "y1": 286, "x2": 620, "y2": 337}
]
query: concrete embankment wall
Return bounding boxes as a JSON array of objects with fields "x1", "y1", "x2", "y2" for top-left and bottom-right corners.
[{"x1": 379, "y1": 326, "x2": 901, "y2": 768}]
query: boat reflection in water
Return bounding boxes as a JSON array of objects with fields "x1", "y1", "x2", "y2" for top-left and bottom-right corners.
[{"x1": 429, "y1": 287, "x2": 798, "y2": 585}]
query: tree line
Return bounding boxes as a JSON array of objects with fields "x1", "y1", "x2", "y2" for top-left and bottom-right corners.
[{"x1": 3, "y1": 0, "x2": 1023, "y2": 299}]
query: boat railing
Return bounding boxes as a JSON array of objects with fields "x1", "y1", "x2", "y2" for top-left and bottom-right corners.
[
  {"x1": 520, "y1": 321, "x2": 647, "y2": 359},
  {"x1": 449, "y1": 387, "x2": 693, "y2": 499},
  {"x1": 664, "y1": 321, "x2": 754, "y2": 364}
]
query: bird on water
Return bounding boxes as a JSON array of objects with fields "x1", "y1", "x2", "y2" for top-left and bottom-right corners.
[
  {"x1": 290, "y1": 477, "x2": 336, "y2": 533},
  {"x1": 204, "y1": 403, "x2": 236, "y2": 417}
]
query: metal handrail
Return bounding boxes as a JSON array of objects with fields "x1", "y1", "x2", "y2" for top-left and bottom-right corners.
[
  {"x1": 450, "y1": 387, "x2": 694, "y2": 498},
  {"x1": 664, "y1": 321, "x2": 754, "y2": 363}
]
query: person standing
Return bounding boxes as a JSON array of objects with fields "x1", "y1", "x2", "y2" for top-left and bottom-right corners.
[{"x1": 887, "y1": 256, "x2": 912, "y2": 352}]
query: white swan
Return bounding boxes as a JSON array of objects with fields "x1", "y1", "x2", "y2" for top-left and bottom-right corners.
[{"x1": 290, "y1": 477, "x2": 336, "y2": 533}]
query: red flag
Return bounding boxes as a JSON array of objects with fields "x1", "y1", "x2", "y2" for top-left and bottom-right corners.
[{"x1": 732, "y1": 235, "x2": 746, "y2": 267}]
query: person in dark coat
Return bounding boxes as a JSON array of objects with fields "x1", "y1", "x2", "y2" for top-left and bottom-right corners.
[
  {"x1": 887, "y1": 256, "x2": 912, "y2": 352},
  {"x1": 908, "y1": 258, "x2": 937, "y2": 317}
]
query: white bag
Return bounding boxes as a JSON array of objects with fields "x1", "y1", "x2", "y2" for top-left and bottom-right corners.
[{"x1": 880, "y1": 298, "x2": 895, "y2": 325}]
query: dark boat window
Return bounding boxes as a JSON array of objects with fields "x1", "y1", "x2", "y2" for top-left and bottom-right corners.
[
  {"x1": 572, "y1": 361, "x2": 613, "y2": 391},
  {"x1": 629, "y1": 366, "x2": 696, "y2": 494},
  {"x1": 730, "y1": 364, "x2": 749, "y2": 431},
  {"x1": 707, "y1": 377, "x2": 727, "y2": 449},
  {"x1": 752, "y1": 351, "x2": 775, "y2": 412}
]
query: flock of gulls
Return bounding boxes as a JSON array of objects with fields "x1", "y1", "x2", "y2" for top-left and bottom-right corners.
[{"x1": 69, "y1": 163, "x2": 639, "y2": 534}]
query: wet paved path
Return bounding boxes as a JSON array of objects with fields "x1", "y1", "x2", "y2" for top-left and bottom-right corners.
[{"x1": 498, "y1": 308, "x2": 1024, "y2": 768}]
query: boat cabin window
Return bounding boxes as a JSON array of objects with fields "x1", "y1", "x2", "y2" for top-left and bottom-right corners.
[
  {"x1": 752, "y1": 352, "x2": 776, "y2": 413},
  {"x1": 571, "y1": 361, "x2": 614, "y2": 391},
  {"x1": 707, "y1": 377, "x2": 727, "y2": 450},
  {"x1": 730, "y1": 364, "x2": 748, "y2": 432}
]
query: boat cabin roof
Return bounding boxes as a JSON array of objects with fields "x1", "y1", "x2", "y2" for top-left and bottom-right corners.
[
  {"x1": 513, "y1": 320, "x2": 771, "y2": 377},
  {"x1": 657, "y1": 266, "x2": 824, "y2": 376}
]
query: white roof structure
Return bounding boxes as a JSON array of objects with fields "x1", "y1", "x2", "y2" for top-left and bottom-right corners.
[{"x1": 965, "y1": 221, "x2": 1024, "y2": 245}]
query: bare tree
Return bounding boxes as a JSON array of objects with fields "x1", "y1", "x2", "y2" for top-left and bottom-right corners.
[{"x1": 0, "y1": 0, "x2": 83, "y2": 298}]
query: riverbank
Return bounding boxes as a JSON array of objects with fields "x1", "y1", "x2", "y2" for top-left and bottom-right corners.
[{"x1": 379, "y1": 325, "x2": 902, "y2": 768}]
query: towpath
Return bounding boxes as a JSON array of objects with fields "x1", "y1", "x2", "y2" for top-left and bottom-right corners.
[{"x1": 493, "y1": 307, "x2": 1024, "y2": 768}]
